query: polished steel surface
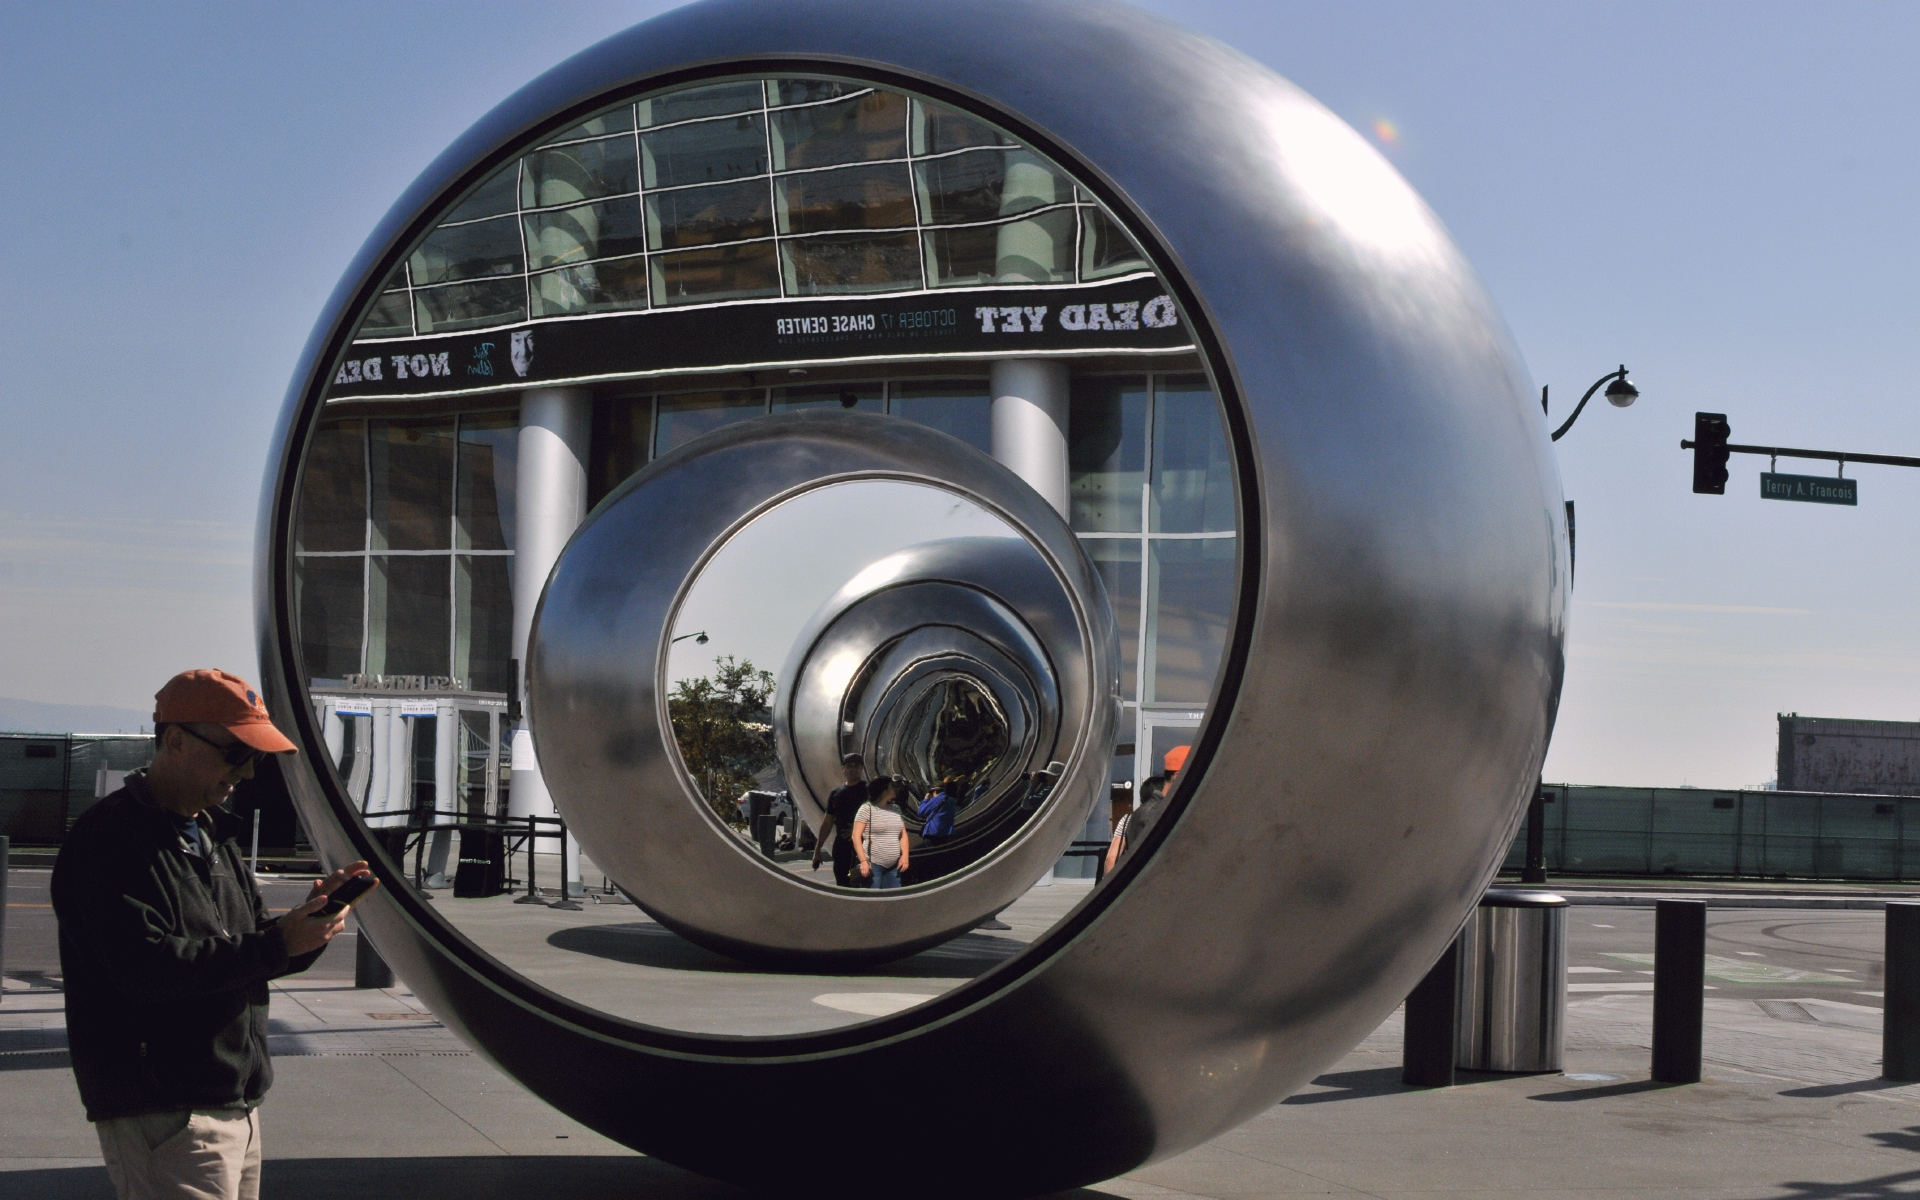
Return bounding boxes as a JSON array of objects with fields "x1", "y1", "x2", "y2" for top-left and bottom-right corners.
[
  {"x1": 257, "y1": 1, "x2": 1567, "y2": 1193},
  {"x1": 1457, "y1": 897, "x2": 1570, "y2": 1072},
  {"x1": 528, "y1": 416, "x2": 1117, "y2": 965}
]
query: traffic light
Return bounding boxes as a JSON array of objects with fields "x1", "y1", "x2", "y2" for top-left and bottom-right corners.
[{"x1": 1692, "y1": 412, "x2": 1731, "y2": 494}]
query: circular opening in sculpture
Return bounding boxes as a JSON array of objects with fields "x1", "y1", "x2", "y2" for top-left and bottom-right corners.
[{"x1": 666, "y1": 477, "x2": 1071, "y2": 892}]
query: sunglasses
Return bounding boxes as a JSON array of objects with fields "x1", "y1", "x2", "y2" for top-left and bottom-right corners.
[{"x1": 178, "y1": 725, "x2": 267, "y2": 769}]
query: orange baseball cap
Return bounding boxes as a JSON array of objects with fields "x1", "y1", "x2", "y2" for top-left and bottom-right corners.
[
  {"x1": 154, "y1": 669, "x2": 299, "y2": 755},
  {"x1": 1163, "y1": 744, "x2": 1191, "y2": 774}
]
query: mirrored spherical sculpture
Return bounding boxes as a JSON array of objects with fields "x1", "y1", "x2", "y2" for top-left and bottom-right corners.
[{"x1": 258, "y1": 1, "x2": 1568, "y2": 1193}]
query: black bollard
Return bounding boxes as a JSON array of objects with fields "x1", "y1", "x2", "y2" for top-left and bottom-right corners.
[
  {"x1": 1402, "y1": 938, "x2": 1458, "y2": 1087},
  {"x1": 1652, "y1": 899, "x2": 1705, "y2": 1083},
  {"x1": 1884, "y1": 904, "x2": 1920, "y2": 1081},
  {"x1": 355, "y1": 922, "x2": 395, "y2": 989},
  {"x1": 0, "y1": 836, "x2": 9, "y2": 1003}
]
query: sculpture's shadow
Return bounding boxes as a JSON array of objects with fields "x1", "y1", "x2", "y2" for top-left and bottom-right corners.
[{"x1": 548, "y1": 920, "x2": 1026, "y2": 978}]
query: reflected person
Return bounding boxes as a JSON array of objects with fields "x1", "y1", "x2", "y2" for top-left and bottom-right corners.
[
  {"x1": 1105, "y1": 772, "x2": 1169, "y2": 874},
  {"x1": 810, "y1": 752, "x2": 870, "y2": 888},
  {"x1": 853, "y1": 776, "x2": 911, "y2": 890}
]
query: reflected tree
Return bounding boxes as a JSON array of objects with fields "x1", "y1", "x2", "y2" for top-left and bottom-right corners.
[{"x1": 668, "y1": 656, "x2": 776, "y2": 824}]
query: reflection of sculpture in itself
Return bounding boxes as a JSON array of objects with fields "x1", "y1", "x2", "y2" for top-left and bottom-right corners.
[
  {"x1": 777, "y1": 537, "x2": 1070, "y2": 889},
  {"x1": 906, "y1": 678, "x2": 1009, "y2": 794}
]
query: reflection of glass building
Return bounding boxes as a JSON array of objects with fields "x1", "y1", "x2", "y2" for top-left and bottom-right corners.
[{"x1": 297, "y1": 77, "x2": 1235, "y2": 879}]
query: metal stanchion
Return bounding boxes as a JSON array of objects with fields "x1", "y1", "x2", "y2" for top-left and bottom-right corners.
[
  {"x1": 514, "y1": 814, "x2": 546, "y2": 904},
  {"x1": 1652, "y1": 899, "x2": 1705, "y2": 1083},
  {"x1": 1402, "y1": 938, "x2": 1458, "y2": 1087},
  {"x1": 249, "y1": 810, "x2": 261, "y2": 878},
  {"x1": 550, "y1": 820, "x2": 583, "y2": 910},
  {"x1": 1884, "y1": 903, "x2": 1920, "y2": 1081}
]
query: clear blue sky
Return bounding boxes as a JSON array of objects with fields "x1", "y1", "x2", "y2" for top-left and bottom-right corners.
[{"x1": 2, "y1": 2, "x2": 1915, "y2": 788}]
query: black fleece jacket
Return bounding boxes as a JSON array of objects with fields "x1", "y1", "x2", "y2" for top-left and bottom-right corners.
[{"x1": 51, "y1": 773, "x2": 324, "y2": 1121}]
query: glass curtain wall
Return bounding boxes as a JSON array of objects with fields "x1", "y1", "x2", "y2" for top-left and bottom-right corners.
[
  {"x1": 294, "y1": 412, "x2": 518, "y2": 691},
  {"x1": 355, "y1": 79, "x2": 1150, "y2": 338},
  {"x1": 1069, "y1": 373, "x2": 1237, "y2": 784}
]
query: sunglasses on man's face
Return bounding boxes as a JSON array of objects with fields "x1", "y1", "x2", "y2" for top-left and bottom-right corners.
[{"x1": 179, "y1": 725, "x2": 266, "y2": 769}]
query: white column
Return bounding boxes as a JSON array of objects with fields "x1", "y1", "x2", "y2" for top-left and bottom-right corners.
[
  {"x1": 989, "y1": 359, "x2": 1071, "y2": 517},
  {"x1": 508, "y1": 388, "x2": 592, "y2": 866}
]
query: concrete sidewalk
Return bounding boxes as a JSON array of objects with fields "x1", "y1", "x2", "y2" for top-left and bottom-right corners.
[{"x1": 10, "y1": 967, "x2": 1920, "y2": 1198}]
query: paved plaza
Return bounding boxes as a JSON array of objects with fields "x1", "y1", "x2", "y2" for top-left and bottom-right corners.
[{"x1": 9, "y1": 867, "x2": 1920, "y2": 1199}]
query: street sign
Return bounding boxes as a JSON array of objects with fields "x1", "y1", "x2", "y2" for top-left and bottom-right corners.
[{"x1": 1760, "y1": 472, "x2": 1857, "y2": 506}]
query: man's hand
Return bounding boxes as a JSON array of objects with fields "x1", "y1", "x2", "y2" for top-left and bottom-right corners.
[
  {"x1": 277, "y1": 862, "x2": 374, "y2": 957},
  {"x1": 303, "y1": 861, "x2": 371, "y2": 906}
]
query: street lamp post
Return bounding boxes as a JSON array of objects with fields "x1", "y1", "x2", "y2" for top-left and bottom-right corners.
[
  {"x1": 1547, "y1": 364, "x2": 1639, "y2": 442},
  {"x1": 671, "y1": 631, "x2": 710, "y2": 646},
  {"x1": 1526, "y1": 364, "x2": 1640, "y2": 884}
]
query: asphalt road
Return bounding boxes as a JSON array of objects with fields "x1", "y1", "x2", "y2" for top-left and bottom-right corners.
[{"x1": 1, "y1": 865, "x2": 1897, "y2": 1003}]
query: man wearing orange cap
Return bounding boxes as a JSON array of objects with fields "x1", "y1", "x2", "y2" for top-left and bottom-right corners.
[{"x1": 52, "y1": 669, "x2": 373, "y2": 1200}]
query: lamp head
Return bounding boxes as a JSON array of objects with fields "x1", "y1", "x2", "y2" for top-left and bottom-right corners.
[
  {"x1": 1605, "y1": 372, "x2": 1639, "y2": 408},
  {"x1": 696, "y1": 632, "x2": 709, "y2": 645}
]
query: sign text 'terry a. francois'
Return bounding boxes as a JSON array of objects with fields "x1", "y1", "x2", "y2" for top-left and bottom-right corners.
[{"x1": 1761, "y1": 472, "x2": 1857, "y2": 506}]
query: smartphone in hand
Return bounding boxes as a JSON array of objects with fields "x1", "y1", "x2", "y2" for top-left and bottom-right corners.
[{"x1": 311, "y1": 872, "x2": 377, "y2": 920}]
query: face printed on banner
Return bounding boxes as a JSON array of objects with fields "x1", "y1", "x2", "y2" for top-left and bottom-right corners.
[{"x1": 510, "y1": 330, "x2": 534, "y2": 378}]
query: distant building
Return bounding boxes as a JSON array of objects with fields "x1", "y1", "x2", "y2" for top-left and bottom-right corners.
[{"x1": 1777, "y1": 714, "x2": 1920, "y2": 796}]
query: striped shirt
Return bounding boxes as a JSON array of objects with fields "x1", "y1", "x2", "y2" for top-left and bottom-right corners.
[{"x1": 856, "y1": 802, "x2": 906, "y2": 869}]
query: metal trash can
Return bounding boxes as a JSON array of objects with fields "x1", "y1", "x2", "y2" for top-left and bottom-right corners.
[{"x1": 1456, "y1": 889, "x2": 1567, "y2": 1072}]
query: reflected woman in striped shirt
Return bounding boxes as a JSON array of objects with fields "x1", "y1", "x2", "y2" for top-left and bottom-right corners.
[{"x1": 853, "y1": 776, "x2": 911, "y2": 890}]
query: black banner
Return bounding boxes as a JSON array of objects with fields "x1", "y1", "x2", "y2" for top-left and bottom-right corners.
[{"x1": 328, "y1": 278, "x2": 1189, "y2": 399}]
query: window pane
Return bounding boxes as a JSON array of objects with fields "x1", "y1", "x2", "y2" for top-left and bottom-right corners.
[
  {"x1": 409, "y1": 216, "x2": 523, "y2": 286},
  {"x1": 914, "y1": 149, "x2": 1069, "y2": 225},
  {"x1": 768, "y1": 79, "x2": 862, "y2": 107},
  {"x1": 912, "y1": 99, "x2": 1009, "y2": 155},
  {"x1": 530, "y1": 255, "x2": 650, "y2": 318},
  {"x1": 771, "y1": 383, "x2": 882, "y2": 413},
  {"x1": 455, "y1": 555, "x2": 514, "y2": 693},
  {"x1": 357, "y1": 291, "x2": 413, "y2": 339},
  {"x1": 296, "y1": 418, "x2": 366, "y2": 552},
  {"x1": 649, "y1": 242, "x2": 779, "y2": 306},
  {"x1": 654, "y1": 390, "x2": 765, "y2": 457},
  {"x1": 1145, "y1": 538, "x2": 1235, "y2": 704},
  {"x1": 295, "y1": 556, "x2": 364, "y2": 682},
  {"x1": 413, "y1": 279, "x2": 526, "y2": 333},
  {"x1": 441, "y1": 167, "x2": 519, "y2": 225},
  {"x1": 776, "y1": 162, "x2": 914, "y2": 234},
  {"x1": 642, "y1": 114, "x2": 767, "y2": 189},
  {"x1": 368, "y1": 556, "x2": 450, "y2": 678},
  {"x1": 1069, "y1": 376, "x2": 1147, "y2": 533},
  {"x1": 546, "y1": 105, "x2": 635, "y2": 143},
  {"x1": 780, "y1": 232, "x2": 920, "y2": 295},
  {"x1": 520, "y1": 137, "x2": 639, "y2": 208},
  {"x1": 370, "y1": 418, "x2": 455, "y2": 551},
  {"x1": 456, "y1": 412, "x2": 517, "y2": 551},
  {"x1": 1080, "y1": 207, "x2": 1149, "y2": 280},
  {"x1": 923, "y1": 208, "x2": 1075, "y2": 287},
  {"x1": 522, "y1": 195, "x2": 647, "y2": 269},
  {"x1": 588, "y1": 395, "x2": 652, "y2": 508},
  {"x1": 647, "y1": 180, "x2": 773, "y2": 250},
  {"x1": 888, "y1": 380, "x2": 990, "y2": 453},
  {"x1": 639, "y1": 81, "x2": 764, "y2": 127},
  {"x1": 771, "y1": 90, "x2": 907, "y2": 170},
  {"x1": 1151, "y1": 374, "x2": 1235, "y2": 533},
  {"x1": 1084, "y1": 539, "x2": 1140, "y2": 702}
]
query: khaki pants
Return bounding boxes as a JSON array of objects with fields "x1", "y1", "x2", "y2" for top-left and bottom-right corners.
[{"x1": 96, "y1": 1108, "x2": 260, "y2": 1200}]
